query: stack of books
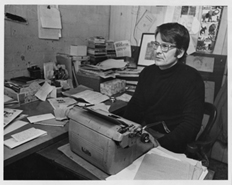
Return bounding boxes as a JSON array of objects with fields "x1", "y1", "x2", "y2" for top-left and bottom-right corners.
[{"x1": 87, "y1": 36, "x2": 107, "y2": 64}]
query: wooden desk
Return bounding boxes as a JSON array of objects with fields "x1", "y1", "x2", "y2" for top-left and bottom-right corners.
[
  {"x1": 4, "y1": 101, "x2": 68, "y2": 166},
  {"x1": 4, "y1": 98, "x2": 127, "y2": 167},
  {"x1": 37, "y1": 138, "x2": 215, "y2": 180},
  {"x1": 4, "y1": 100, "x2": 214, "y2": 180}
]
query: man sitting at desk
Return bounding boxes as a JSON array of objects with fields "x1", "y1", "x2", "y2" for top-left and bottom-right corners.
[{"x1": 123, "y1": 22, "x2": 205, "y2": 153}]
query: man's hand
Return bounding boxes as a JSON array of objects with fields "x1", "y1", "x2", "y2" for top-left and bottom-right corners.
[
  {"x1": 148, "y1": 132, "x2": 160, "y2": 147},
  {"x1": 141, "y1": 130, "x2": 160, "y2": 147}
]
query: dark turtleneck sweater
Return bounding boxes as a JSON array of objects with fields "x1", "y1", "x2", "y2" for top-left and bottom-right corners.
[{"x1": 123, "y1": 62, "x2": 205, "y2": 153}]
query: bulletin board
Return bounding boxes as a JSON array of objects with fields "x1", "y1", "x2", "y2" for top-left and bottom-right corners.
[{"x1": 186, "y1": 52, "x2": 227, "y2": 102}]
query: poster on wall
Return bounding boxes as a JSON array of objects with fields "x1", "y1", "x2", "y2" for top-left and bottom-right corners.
[{"x1": 196, "y1": 6, "x2": 223, "y2": 53}]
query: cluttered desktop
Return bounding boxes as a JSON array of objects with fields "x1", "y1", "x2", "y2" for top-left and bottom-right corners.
[{"x1": 4, "y1": 36, "x2": 214, "y2": 180}]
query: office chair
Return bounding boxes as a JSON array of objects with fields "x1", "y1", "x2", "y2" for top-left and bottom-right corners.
[{"x1": 185, "y1": 102, "x2": 217, "y2": 167}]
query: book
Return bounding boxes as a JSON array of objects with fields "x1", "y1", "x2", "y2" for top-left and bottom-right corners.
[
  {"x1": 4, "y1": 108, "x2": 23, "y2": 128},
  {"x1": 88, "y1": 48, "x2": 107, "y2": 55},
  {"x1": 88, "y1": 36, "x2": 106, "y2": 44}
]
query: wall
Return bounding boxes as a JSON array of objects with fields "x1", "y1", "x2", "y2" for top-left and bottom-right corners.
[
  {"x1": 4, "y1": 5, "x2": 110, "y2": 79},
  {"x1": 109, "y1": 6, "x2": 166, "y2": 46},
  {"x1": 109, "y1": 5, "x2": 227, "y2": 55}
]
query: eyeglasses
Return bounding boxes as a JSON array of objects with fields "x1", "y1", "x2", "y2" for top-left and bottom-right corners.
[{"x1": 151, "y1": 41, "x2": 176, "y2": 52}]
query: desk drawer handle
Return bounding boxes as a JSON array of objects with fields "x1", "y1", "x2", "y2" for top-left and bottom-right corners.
[{"x1": 81, "y1": 147, "x2": 91, "y2": 156}]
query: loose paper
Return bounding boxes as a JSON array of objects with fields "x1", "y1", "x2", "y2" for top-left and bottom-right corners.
[
  {"x1": 4, "y1": 108, "x2": 23, "y2": 128},
  {"x1": 4, "y1": 128, "x2": 47, "y2": 149},
  {"x1": 39, "y1": 5, "x2": 62, "y2": 29},
  {"x1": 71, "y1": 90, "x2": 109, "y2": 104},
  {"x1": 27, "y1": 113, "x2": 55, "y2": 123},
  {"x1": 35, "y1": 81, "x2": 56, "y2": 101},
  {"x1": 4, "y1": 120, "x2": 29, "y2": 135}
]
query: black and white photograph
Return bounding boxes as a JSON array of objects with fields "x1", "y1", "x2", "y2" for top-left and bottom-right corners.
[{"x1": 2, "y1": 1, "x2": 230, "y2": 184}]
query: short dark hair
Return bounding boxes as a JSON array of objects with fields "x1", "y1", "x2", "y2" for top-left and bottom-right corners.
[{"x1": 155, "y1": 22, "x2": 190, "y2": 61}]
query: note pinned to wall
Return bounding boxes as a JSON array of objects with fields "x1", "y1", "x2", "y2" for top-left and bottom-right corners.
[
  {"x1": 136, "y1": 10, "x2": 156, "y2": 33},
  {"x1": 39, "y1": 5, "x2": 62, "y2": 29},
  {"x1": 37, "y1": 5, "x2": 62, "y2": 40}
]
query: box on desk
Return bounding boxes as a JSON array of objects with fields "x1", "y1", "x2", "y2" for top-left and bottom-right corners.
[
  {"x1": 100, "y1": 79, "x2": 126, "y2": 96},
  {"x1": 4, "y1": 86, "x2": 38, "y2": 104},
  {"x1": 76, "y1": 71, "x2": 104, "y2": 92}
]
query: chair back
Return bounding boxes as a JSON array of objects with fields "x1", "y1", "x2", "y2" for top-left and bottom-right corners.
[
  {"x1": 197, "y1": 102, "x2": 217, "y2": 142},
  {"x1": 185, "y1": 102, "x2": 217, "y2": 167}
]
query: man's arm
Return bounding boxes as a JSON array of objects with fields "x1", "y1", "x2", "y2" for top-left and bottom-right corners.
[
  {"x1": 157, "y1": 76, "x2": 205, "y2": 153},
  {"x1": 123, "y1": 70, "x2": 147, "y2": 124}
]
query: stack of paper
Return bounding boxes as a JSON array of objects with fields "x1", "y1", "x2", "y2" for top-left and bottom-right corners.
[
  {"x1": 4, "y1": 127, "x2": 47, "y2": 149},
  {"x1": 107, "y1": 146, "x2": 208, "y2": 180}
]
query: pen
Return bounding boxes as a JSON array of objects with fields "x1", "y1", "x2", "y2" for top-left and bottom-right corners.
[{"x1": 67, "y1": 102, "x2": 78, "y2": 107}]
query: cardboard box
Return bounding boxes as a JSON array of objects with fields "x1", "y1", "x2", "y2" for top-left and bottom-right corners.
[
  {"x1": 4, "y1": 86, "x2": 38, "y2": 104},
  {"x1": 100, "y1": 79, "x2": 126, "y2": 96},
  {"x1": 76, "y1": 71, "x2": 103, "y2": 92},
  {"x1": 70, "y1": 45, "x2": 87, "y2": 56}
]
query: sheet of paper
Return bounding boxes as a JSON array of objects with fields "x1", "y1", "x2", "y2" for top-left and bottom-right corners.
[
  {"x1": 90, "y1": 103, "x2": 110, "y2": 112},
  {"x1": 107, "y1": 154, "x2": 146, "y2": 180},
  {"x1": 4, "y1": 128, "x2": 47, "y2": 149},
  {"x1": 48, "y1": 97, "x2": 77, "y2": 109},
  {"x1": 27, "y1": 113, "x2": 55, "y2": 123},
  {"x1": 39, "y1": 5, "x2": 62, "y2": 29},
  {"x1": 98, "y1": 59, "x2": 128, "y2": 70},
  {"x1": 48, "y1": 87, "x2": 57, "y2": 98},
  {"x1": 37, "y1": 5, "x2": 60, "y2": 40},
  {"x1": 11, "y1": 127, "x2": 46, "y2": 142},
  {"x1": 107, "y1": 145, "x2": 207, "y2": 180},
  {"x1": 35, "y1": 81, "x2": 55, "y2": 101},
  {"x1": 134, "y1": 153, "x2": 191, "y2": 180},
  {"x1": 53, "y1": 108, "x2": 69, "y2": 121},
  {"x1": 4, "y1": 120, "x2": 29, "y2": 135},
  {"x1": 71, "y1": 90, "x2": 109, "y2": 104},
  {"x1": 4, "y1": 108, "x2": 23, "y2": 128},
  {"x1": 4, "y1": 95, "x2": 13, "y2": 103},
  {"x1": 34, "y1": 118, "x2": 68, "y2": 127},
  {"x1": 116, "y1": 93, "x2": 132, "y2": 102},
  {"x1": 136, "y1": 10, "x2": 155, "y2": 32}
]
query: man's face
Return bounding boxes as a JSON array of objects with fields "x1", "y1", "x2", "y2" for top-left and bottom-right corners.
[{"x1": 154, "y1": 33, "x2": 178, "y2": 70}]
